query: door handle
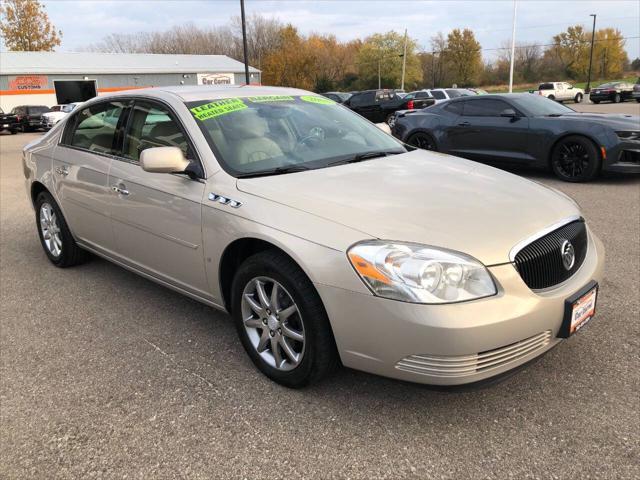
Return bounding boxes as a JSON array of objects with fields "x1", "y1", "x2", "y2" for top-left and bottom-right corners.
[
  {"x1": 55, "y1": 165, "x2": 69, "y2": 176},
  {"x1": 457, "y1": 121, "x2": 471, "y2": 127},
  {"x1": 111, "y1": 185, "x2": 129, "y2": 196}
]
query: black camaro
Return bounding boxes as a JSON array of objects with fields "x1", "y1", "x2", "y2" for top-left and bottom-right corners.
[{"x1": 391, "y1": 94, "x2": 640, "y2": 182}]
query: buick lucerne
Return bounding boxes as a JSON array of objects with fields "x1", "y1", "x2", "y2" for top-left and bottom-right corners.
[{"x1": 23, "y1": 86, "x2": 605, "y2": 387}]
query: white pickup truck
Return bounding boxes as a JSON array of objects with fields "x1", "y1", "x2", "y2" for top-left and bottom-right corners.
[{"x1": 537, "y1": 82, "x2": 584, "y2": 103}]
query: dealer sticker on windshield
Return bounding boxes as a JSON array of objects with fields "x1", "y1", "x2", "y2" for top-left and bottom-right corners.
[
  {"x1": 300, "y1": 95, "x2": 336, "y2": 105},
  {"x1": 190, "y1": 98, "x2": 247, "y2": 120},
  {"x1": 246, "y1": 95, "x2": 294, "y2": 103}
]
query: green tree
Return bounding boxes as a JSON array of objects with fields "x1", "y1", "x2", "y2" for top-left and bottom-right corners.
[
  {"x1": 0, "y1": 0, "x2": 62, "y2": 51},
  {"x1": 442, "y1": 29, "x2": 482, "y2": 86},
  {"x1": 548, "y1": 25, "x2": 590, "y2": 79},
  {"x1": 593, "y1": 28, "x2": 628, "y2": 79},
  {"x1": 356, "y1": 31, "x2": 422, "y2": 89}
]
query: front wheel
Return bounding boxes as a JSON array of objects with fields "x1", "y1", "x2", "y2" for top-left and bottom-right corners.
[
  {"x1": 613, "y1": 93, "x2": 621, "y2": 103},
  {"x1": 407, "y1": 132, "x2": 437, "y2": 151},
  {"x1": 591, "y1": 99, "x2": 600, "y2": 104},
  {"x1": 35, "y1": 191, "x2": 89, "y2": 267},
  {"x1": 231, "y1": 250, "x2": 339, "y2": 388},
  {"x1": 550, "y1": 136, "x2": 600, "y2": 182},
  {"x1": 574, "y1": 93, "x2": 583, "y2": 103},
  {"x1": 548, "y1": 95, "x2": 556, "y2": 101}
]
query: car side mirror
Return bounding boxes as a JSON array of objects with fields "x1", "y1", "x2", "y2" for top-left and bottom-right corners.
[
  {"x1": 140, "y1": 146, "x2": 190, "y2": 174},
  {"x1": 500, "y1": 108, "x2": 518, "y2": 118}
]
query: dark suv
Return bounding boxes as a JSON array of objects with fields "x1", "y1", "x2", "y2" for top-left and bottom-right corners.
[
  {"x1": 344, "y1": 89, "x2": 435, "y2": 124},
  {"x1": 0, "y1": 108, "x2": 19, "y2": 134},
  {"x1": 11, "y1": 105, "x2": 51, "y2": 132}
]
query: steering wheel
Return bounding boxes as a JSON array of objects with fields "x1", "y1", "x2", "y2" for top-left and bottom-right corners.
[{"x1": 295, "y1": 127, "x2": 325, "y2": 151}]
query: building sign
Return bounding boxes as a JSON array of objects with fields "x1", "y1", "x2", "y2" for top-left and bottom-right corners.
[
  {"x1": 8, "y1": 75, "x2": 48, "y2": 90},
  {"x1": 197, "y1": 73, "x2": 235, "y2": 86}
]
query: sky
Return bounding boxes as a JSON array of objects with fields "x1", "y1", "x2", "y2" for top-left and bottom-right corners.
[{"x1": 36, "y1": 0, "x2": 640, "y2": 61}]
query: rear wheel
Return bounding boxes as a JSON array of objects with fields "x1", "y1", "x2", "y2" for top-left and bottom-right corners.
[
  {"x1": 591, "y1": 99, "x2": 600, "y2": 104},
  {"x1": 613, "y1": 93, "x2": 621, "y2": 103},
  {"x1": 574, "y1": 93, "x2": 583, "y2": 103},
  {"x1": 10, "y1": 129, "x2": 18, "y2": 135},
  {"x1": 35, "y1": 191, "x2": 89, "y2": 267},
  {"x1": 407, "y1": 132, "x2": 437, "y2": 151},
  {"x1": 231, "y1": 250, "x2": 339, "y2": 388},
  {"x1": 550, "y1": 135, "x2": 600, "y2": 182},
  {"x1": 548, "y1": 94, "x2": 556, "y2": 101}
]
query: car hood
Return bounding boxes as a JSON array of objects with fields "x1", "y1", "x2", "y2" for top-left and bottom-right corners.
[
  {"x1": 236, "y1": 150, "x2": 580, "y2": 265},
  {"x1": 552, "y1": 112, "x2": 640, "y2": 130}
]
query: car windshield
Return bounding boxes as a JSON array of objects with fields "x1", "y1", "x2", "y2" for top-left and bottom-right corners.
[
  {"x1": 187, "y1": 95, "x2": 406, "y2": 177},
  {"x1": 512, "y1": 95, "x2": 576, "y2": 116}
]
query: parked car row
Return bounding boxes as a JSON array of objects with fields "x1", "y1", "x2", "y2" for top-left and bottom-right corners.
[
  {"x1": 536, "y1": 79, "x2": 640, "y2": 104},
  {"x1": 0, "y1": 103, "x2": 81, "y2": 134}
]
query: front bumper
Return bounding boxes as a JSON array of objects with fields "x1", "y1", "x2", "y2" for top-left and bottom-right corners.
[
  {"x1": 603, "y1": 141, "x2": 640, "y2": 173},
  {"x1": 316, "y1": 229, "x2": 605, "y2": 385}
]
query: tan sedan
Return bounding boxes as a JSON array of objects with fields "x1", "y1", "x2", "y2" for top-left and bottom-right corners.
[{"x1": 23, "y1": 86, "x2": 605, "y2": 387}]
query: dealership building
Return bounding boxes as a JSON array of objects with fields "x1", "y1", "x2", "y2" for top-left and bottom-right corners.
[{"x1": 0, "y1": 51, "x2": 261, "y2": 111}]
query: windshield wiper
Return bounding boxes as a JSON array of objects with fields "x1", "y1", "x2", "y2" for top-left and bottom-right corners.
[
  {"x1": 326, "y1": 150, "x2": 403, "y2": 167},
  {"x1": 236, "y1": 164, "x2": 311, "y2": 178},
  {"x1": 546, "y1": 113, "x2": 564, "y2": 117}
]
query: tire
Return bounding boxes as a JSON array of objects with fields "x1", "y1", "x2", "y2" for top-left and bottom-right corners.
[
  {"x1": 574, "y1": 93, "x2": 583, "y2": 103},
  {"x1": 231, "y1": 250, "x2": 339, "y2": 388},
  {"x1": 35, "y1": 191, "x2": 89, "y2": 267},
  {"x1": 10, "y1": 129, "x2": 18, "y2": 135},
  {"x1": 636, "y1": 98, "x2": 640, "y2": 103},
  {"x1": 386, "y1": 113, "x2": 395, "y2": 126},
  {"x1": 613, "y1": 93, "x2": 621, "y2": 103},
  {"x1": 548, "y1": 95, "x2": 556, "y2": 101},
  {"x1": 407, "y1": 132, "x2": 437, "y2": 151},
  {"x1": 550, "y1": 135, "x2": 601, "y2": 182},
  {"x1": 591, "y1": 99, "x2": 600, "y2": 104}
]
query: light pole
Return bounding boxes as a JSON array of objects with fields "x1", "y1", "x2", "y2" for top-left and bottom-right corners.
[
  {"x1": 508, "y1": 0, "x2": 518, "y2": 93},
  {"x1": 240, "y1": 0, "x2": 250, "y2": 85},
  {"x1": 586, "y1": 14, "x2": 597, "y2": 93},
  {"x1": 378, "y1": 58, "x2": 381, "y2": 89},
  {"x1": 400, "y1": 29, "x2": 407, "y2": 90}
]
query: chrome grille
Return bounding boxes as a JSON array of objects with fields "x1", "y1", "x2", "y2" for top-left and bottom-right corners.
[
  {"x1": 395, "y1": 331, "x2": 552, "y2": 378},
  {"x1": 513, "y1": 220, "x2": 587, "y2": 290}
]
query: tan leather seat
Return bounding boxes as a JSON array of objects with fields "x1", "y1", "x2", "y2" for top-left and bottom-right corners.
[{"x1": 224, "y1": 111, "x2": 283, "y2": 166}]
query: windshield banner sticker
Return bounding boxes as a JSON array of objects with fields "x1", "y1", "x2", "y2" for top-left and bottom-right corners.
[
  {"x1": 246, "y1": 95, "x2": 294, "y2": 103},
  {"x1": 191, "y1": 98, "x2": 247, "y2": 120},
  {"x1": 300, "y1": 95, "x2": 336, "y2": 105}
]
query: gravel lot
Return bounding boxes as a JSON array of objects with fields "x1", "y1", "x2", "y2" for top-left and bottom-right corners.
[{"x1": 1, "y1": 101, "x2": 639, "y2": 479}]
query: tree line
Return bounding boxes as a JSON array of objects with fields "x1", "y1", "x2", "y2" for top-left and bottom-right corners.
[{"x1": 1, "y1": 1, "x2": 635, "y2": 91}]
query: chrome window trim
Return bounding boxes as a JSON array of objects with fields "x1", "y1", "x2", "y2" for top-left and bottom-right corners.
[{"x1": 508, "y1": 215, "x2": 583, "y2": 263}]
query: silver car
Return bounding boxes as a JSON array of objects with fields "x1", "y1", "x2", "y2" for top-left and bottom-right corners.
[{"x1": 23, "y1": 86, "x2": 605, "y2": 387}]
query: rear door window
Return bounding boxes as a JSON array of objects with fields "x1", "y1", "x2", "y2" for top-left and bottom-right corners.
[
  {"x1": 430, "y1": 90, "x2": 446, "y2": 100},
  {"x1": 65, "y1": 101, "x2": 127, "y2": 155}
]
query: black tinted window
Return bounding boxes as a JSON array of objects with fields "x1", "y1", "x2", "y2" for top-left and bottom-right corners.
[
  {"x1": 539, "y1": 83, "x2": 554, "y2": 90},
  {"x1": 430, "y1": 90, "x2": 446, "y2": 99},
  {"x1": 443, "y1": 102, "x2": 464, "y2": 115},
  {"x1": 27, "y1": 106, "x2": 50, "y2": 114},
  {"x1": 350, "y1": 92, "x2": 374, "y2": 107},
  {"x1": 67, "y1": 101, "x2": 126, "y2": 154},
  {"x1": 463, "y1": 99, "x2": 513, "y2": 116}
]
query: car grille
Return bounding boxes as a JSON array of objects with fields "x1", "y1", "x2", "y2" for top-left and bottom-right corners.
[
  {"x1": 619, "y1": 150, "x2": 640, "y2": 164},
  {"x1": 513, "y1": 219, "x2": 587, "y2": 290},
  {"x1": 395, "y1": 330, "x2": 552, "y2": 378}
]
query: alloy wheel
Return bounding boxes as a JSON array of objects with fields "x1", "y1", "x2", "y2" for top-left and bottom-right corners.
[
  {"x1": 555, "y1": 141, "x2": 590, "y2": 178},
  {"x1": 39, "y1": 202, "x2": 62, "y2": 257},
  {"x1": 409, "y1": 133, "x2": 436, "y2": 151},
  {"x1": 241, "y1": 277, "x2": 305, "y2": 371}
]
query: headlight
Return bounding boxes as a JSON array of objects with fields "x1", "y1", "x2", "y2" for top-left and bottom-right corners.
[{"x1": 347, "y1": 241, "x2": 496, "y2": 304}]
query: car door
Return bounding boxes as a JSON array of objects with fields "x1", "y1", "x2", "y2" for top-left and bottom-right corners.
[
  {"x1": 52, "y1": 99, "x2": 129, "y2": 254},
  {"x1": 108, "y1": 99, "x2": 210, "y2": 298},
  {"x1": 348, "y1": 92, "x2": 378, "y2": 121},
  {"x1": 446, "y1": 98, "x2": 532, "y2": 163}
]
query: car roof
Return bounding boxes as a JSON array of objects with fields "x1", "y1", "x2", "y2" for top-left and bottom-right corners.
[{"x1": 103, "y1": 85, "x2": 315, "y2": 102}]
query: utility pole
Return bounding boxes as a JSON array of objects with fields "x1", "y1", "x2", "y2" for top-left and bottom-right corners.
[
  {"x1": 240, "y1": 0, "x2": 250, "y2": 85},
  {"x1": 586, "y1": 14, "x2": 597, "y2": 93},
  {"x1": 378, "y1": 58, "x2": 381, "y2": 89},
  {"x1": 431, "y1": 52, "x2": 436, "y2": 88},
  {"x1": 508, "y1": 0, "x2": 517, "y2": 93},
  {"x1": 400, "y1": 29, "x2": 408, "y2": 90}
]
